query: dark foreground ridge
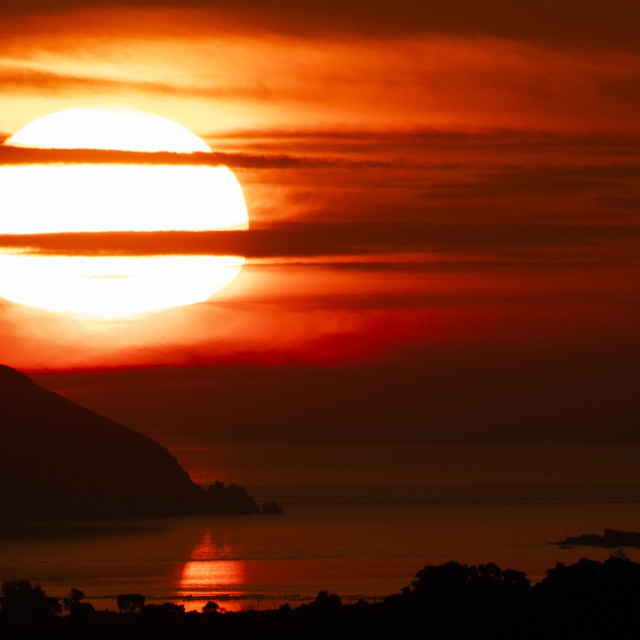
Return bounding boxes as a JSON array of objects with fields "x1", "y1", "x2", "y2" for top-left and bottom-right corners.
[
  {"x1": 0, "y1": 365, "x2": 281, "y2": 521},
  {"x1": 553, "y1": 528, "x2": 640, "y2": 549},
  {"x1": 2, "y1": 554, "x2": 640, "y2": 639}
]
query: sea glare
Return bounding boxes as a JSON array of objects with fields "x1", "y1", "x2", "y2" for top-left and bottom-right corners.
[{"x1": 2, "y1": 431, "x2": 640, "y2": 612}]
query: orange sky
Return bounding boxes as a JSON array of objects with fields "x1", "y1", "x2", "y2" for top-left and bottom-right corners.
[
  {"x1": 1, "y1": 3, "x2": 640, "y2": 135},
  {"x1": 0, "y1": 1, "x2": 639, "y2": 444}
]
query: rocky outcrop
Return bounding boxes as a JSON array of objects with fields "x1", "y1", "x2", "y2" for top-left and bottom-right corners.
[
  {"x1": 262, "y1": 501, "x2": 285, "y2": 515},
  {"x1": 0, "y1": 365, "x2": 273, "y2": 522},
  {"x1": 205, "y1": 481, "x2": 261, "y2": 515}
]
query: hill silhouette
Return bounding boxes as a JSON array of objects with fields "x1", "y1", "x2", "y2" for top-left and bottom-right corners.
[{"x1": 0, "y1": 365, "x2": 265, "y2": 521}]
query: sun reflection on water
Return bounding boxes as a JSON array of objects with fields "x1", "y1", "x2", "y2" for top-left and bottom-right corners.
[{"x1": 178, "y1": 531, "x2": 247, "y2": 611}]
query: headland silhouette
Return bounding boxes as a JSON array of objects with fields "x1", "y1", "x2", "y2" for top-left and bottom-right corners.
[{"x1": 0, "y1": 365, "x2": 281, "y2": 522}]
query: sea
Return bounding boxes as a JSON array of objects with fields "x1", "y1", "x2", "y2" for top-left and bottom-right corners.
[{"x1": 2, "y1": 429, "x2": 640, "y2": 612}]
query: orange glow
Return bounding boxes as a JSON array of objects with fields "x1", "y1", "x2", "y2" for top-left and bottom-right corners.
[
  {"x1": 0, "y1": 5, "x2": 637, "y2": 371},
  {"x1": 179, "y1": 532, "x2": 246, "y2": 605},
  {"x1": 0, "y1": 107, "x2": 248, "y2": 317},
  {"x1": 0, "y1": 254, "x2": 243, "y2": 317},
  {"x1": 2, "y1": 10, "x2": 640, "y2": 136}
]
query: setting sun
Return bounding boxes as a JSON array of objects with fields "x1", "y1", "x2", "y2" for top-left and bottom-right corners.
[
  {"x1": 1, "y1": 1, "x2": 640, "y2": 632},
  {"x1": 0, "y1": 107, "x2": 248, "y2": 317},
  {"x1": 6, "y1": 107, "x2": 213, "y2": 153}
]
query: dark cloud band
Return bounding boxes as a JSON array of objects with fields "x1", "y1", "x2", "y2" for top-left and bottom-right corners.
[
  {"x1": 0, "y1": 222, "x2": 637, "y2": 258},
  {"x1": 0, "y1": 145, "x2": 302, "y2": 168}
]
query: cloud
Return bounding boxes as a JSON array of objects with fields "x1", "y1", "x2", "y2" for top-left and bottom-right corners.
[
  {"x1": 2, "y1": 127, "x2": 637, "y2": 243},
  {"x1": 1, "y1": 1, "x2": 639, "y2": 51},
  {"x1": 0, "y1": 143, "x2": 409, "y2": 170},
  {"x1": 0, "y1": 65, "x2": 282, "y2": 104},
  {"x1": 1, "y1": 8, "x2": 640, "y2": 136},
  {"x1": 0, "y1": 222, "x2": 638, "y2": 258},
  {"x1": 0, "y1": 145, "x2": 305, "y2": 168}
]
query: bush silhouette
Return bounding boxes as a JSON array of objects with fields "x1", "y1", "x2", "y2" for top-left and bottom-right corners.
[{"x1": 202, "y1": 601, "x2": 220, "y2": 615}]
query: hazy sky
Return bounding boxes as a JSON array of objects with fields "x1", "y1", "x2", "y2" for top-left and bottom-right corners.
[{"x1": 0, "y1": 0, "x2": 638, "y2": 451}]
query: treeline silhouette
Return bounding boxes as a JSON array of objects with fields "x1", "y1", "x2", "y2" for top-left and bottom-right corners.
[{"x1": 2, "y1": 554, "x2": 640, "y2": 639}]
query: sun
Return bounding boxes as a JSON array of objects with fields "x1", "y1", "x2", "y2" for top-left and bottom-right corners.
[
  {"x1": 0, "y1": 107, "x2": 248, "y2": 318},
  {"x1": 6, "y1": 107, "x2": 213, "y2": 153}
]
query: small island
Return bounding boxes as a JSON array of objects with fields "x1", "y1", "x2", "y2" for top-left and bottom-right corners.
[{"x1": 552, "y1": 528, "x2": 640, "y2": 549}]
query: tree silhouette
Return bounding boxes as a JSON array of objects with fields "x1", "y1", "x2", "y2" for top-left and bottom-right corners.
[
  {"x1": 202, "y1": 601, "x2": 220, "y2": 615},
  {"x1": 63, "y1": 588, "x2": 94, "y2": 619},
  {"x1": 532, "y1": 554, "x2": 640, "y2": 638},
  {"x1": 0, "y1": 579, "x2": 60, "y2": 635},
  {"x1": 116, "y1": 593, "x2": 146, "y2": 614},
  {"x1": 311, "y1": 590, "x2": 342, "y2": 612}
]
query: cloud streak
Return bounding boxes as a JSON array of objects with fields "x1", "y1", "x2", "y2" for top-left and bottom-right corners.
[
  {"x1": 0, "y1": 145, "x2": 304, "y2": 169},
  {"x1": 0, "y1": 222, "x2": 638, "y2": 258}
]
